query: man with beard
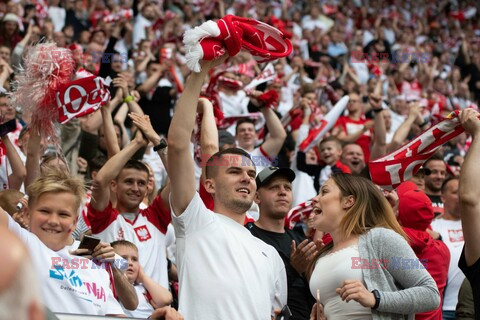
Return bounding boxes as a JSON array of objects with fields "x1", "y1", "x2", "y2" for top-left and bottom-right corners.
[
  {"x1": 423, "y1": 155, "x2": 447, "y2": 217},
  {"x1": 431, "y1": 177, "x2": 464, "y2": 319},
  {"x1": 247, "y1": 167, "x2": 316, "y2": 320},
  {"x1": 167, "y1": 57, "x2": 287, "y2": 320},
  {"x1": 341, "y1": 143, "x2": 366, "y2": 175}
]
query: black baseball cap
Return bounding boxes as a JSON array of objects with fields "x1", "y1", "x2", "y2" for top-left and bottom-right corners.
[{"x1": 256, "y1": 166, "x2": 296, "y2": 189}]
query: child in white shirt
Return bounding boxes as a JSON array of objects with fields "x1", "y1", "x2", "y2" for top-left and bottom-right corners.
[{"x1": 112, "y1": 240, "x2": 173, "y2": 318}]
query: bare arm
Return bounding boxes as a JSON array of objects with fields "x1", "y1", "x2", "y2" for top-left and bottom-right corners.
[
  {"x1": 258, "y1": 107, "x2": 287, "y2": 158},
  {"x1": 167, "y1": 57, "x2": 226, "y2": 216},
  {"x1": 138, "y1": 267, "x2": 172, "y2": 308},
  {"x1": 2, "y1": 135, "x2": 26, "y2": 190},
  {"x1": 198, "y1": 98, "x2": 219, "y2": 182},
  {"x1": 137, "y1": 66, "x2": 164, "y2": 95},
  {"x1": 369, "y1": 95, "x2": 387, "y2": 160},
  {"x1": 101, "y1": 101, "x2": 121, "y2": 159},
  {"x1": 387, "y1": 104, "x2": 422, "y2": 153},
  {"x1": 458, "y1": 109, "x2": 480, "y2": 266},
  {"x1": 336, "y1": 121, "x2": 373, "y2": 143},
  {"x1": 90, "y1": 131, "x2": 147, "y2": 212},
  {"x1": 112, "y1": 266, "x2": 139, "y2": 310},
  {"x1": 25, "y1": 129, "x2": 42, "y2": 188}
]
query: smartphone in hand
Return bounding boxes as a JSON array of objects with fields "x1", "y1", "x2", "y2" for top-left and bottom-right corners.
[
  {"x1": 77, "y1": 235, "x2": 101, "y2": 255},
  {"x1": 276, "y1": 305, "x2": 292, "y2": 320},
  {"x1": 0, "y1": 119, "x2": 17, "y2": 138}
]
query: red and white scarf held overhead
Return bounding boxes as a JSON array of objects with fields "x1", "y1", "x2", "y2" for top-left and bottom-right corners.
[
  {"x1": 369, "y1": 111, "x2": 470, "y2": 190},
  {"x1": 183, "y1": 15, "x2": 293, "y2": 72}
]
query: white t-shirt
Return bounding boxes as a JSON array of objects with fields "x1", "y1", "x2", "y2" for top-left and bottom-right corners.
[
  {"x1": 48, "y1": 7, "x2": 66, "y2": 32},
  {"x1": 122, "y1": 284, "x2": 154, "y2": 318},
  {"x1": 171, "y1": 193, "x2": 287, "y2": 320},
  {"x1": 430, "y1": 218, "x2": 464, "y2": 311},
  {"x1": 7, "y1": 215, "x2": 124, "y2": 316}
]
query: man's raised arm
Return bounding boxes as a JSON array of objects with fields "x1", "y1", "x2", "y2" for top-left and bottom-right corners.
[
  {"x1": 167, "y1": 57, "x2": 226, "y2": 216},
  {"x1": 458, "y1": 109, "x2": 480, "y2": 266},
  {"x1": 90, "y1": 130, "x2": 148, "y2": 212}
]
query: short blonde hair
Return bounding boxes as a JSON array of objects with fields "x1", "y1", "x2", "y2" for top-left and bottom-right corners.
[{"x1": 27, "y1": 168, "x2": 86, "y2": 214}]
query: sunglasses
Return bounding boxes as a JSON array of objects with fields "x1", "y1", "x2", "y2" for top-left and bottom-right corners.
[{"x1": 417, "y1": 167, "x2": 432, "y2": 176}]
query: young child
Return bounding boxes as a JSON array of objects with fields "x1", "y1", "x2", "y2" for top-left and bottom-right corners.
[
  {"x1": 296, "y1": 136, "x2": 351, "y2": 191},
  {"x1": 112, "y1": 240, "x2": 172, "y2": 318},
  {"x1": 0, "y1": 169, "x2": 125, "y2": 316}
]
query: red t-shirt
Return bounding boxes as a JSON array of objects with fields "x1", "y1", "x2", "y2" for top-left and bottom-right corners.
[{"x1": 335, "y1": 116, "x2": 371, "y2": 162}]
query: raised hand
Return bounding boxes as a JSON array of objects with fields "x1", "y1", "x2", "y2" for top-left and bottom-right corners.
[{"x1": 129, "y1": 113, "x2": 161, "y2": 145}]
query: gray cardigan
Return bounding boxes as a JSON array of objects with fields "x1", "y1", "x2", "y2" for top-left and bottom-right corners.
[{"x1": 357, "y1": 228, "x2": 441, "y2": 320}]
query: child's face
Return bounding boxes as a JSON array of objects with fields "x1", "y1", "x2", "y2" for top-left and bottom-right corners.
[
  {"x1": 114, "y1": 245, "x2": 140, "y2": 284},
  {"x1": 320, "y1": 141, "x2": 342, "y2": 166},
  {"x1": 28, "y1": 192, "x2": 78, "y2": 251}
]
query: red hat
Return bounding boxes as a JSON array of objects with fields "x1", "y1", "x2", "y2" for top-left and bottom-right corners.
[
  {"x1": 398, "y1": 187, "x2": 434, "y2": 231},
  {"x1": 396, "y1": 181, "x2": 418, "y2": 197}
]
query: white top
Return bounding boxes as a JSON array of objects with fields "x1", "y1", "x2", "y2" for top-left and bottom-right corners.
[
  {"x1": 48, "y1": 6, "x2": 66, "y2": 32},
  {"x1": 7, "y1": 215, "x2": 124, "y2": 316},
  {"x1": 310, "y1": 244, "x2": 372, "y2": 320},
  {"x1": 430, "y1": 218, "x2": 465, "y2": 311},
  {"x1": 122, "y1": 284, "x2": 154, "y2": 318},
  {"x1": 133, "y1": 14, "x2": 152, "y2": 48},
  {"x1": 171, "y1": 192, "x2": 287, "y2": 320}
]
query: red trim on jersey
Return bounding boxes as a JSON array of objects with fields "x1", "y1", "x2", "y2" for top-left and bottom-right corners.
[
  {"x1": 87, "y1": 202, "x2": 120, "y2": 234},
  {"x1": 258, "y1": 145, "x2": 269, "y2": 158},
  {"x1": 87, "y1": 195, "x2": 171, "y2": 235},
  {"x1": 335, "y1": 160, "x2": 352, "y2": 174}
]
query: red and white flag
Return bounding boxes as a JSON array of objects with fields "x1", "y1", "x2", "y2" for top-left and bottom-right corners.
[
  {"x1": 285, "y1": 201, "x2": 313, "y2": 229},
  {"x1": 369, "y1": 111, "x2": 466, "y2": 190},
  {"x1": 244, "y1": 63, "x2": 276, "y2": 91},
  {"x1": 218, "y1": 112, "x2": 263, "y2": 130},
  {"x1": 56, "y1": 73, "x2": 111, "y2": 124},
  {"x1": 298, "y1": 96, "x2": 349, "y2": 152}
]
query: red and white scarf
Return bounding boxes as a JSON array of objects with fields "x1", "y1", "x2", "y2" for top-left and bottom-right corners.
[
  {"x1": 56, "y1": 70, "x2": 111, "y2": 124},
  {"x1": 183, "y1": 15, "x2": 292, "y2": 72},
  {"x1": 369, "y1": 111, "x2": 467, "y2": 190},
  {"x1": 285, "y1": 201, "x2": 313, "y2": 229}
]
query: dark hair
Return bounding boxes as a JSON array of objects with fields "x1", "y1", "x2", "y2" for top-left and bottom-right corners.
[
  {"x1": 0, "y1": 92, "x2": 7, "y2": 99},
  {"x1": 424, "y1": 154, "x2": 445, "y2": 168},
  {"x1": 205, "y1": 147, "x2": 254, "y2": 179},
  {"x1": 89, "y1": 154, "x2": 107, "y2": 173},
  {"x1": 235, "y1": 118, "x2": 256, "y2": 135},
  {"x1": 118, "y1": 160, "x2": 150, "y2": 179},
  {"x1": 441, "y1": 176, "x2": 459, "y2": 194}
]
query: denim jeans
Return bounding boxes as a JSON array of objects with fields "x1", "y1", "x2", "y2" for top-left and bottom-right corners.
[{"x1": 443, "y1": 310, "x2": 456, "y2": 320}]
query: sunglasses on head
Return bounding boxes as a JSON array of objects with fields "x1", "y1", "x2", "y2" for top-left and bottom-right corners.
[{"x1": 417, "y1": 167, "x2": 432, "y2": 176}]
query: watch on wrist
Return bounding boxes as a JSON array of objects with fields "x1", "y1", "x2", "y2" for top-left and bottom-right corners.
[
  {"x1": 371, "y1": 289, "x2": 381, "y2": 310},
  {"x1": 153, "y1": 138, "x2": 167, "y2": 152}
]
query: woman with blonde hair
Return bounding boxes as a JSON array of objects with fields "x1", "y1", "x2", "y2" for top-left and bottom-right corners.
[{"x1": 308, "y1": 173, "x2": 440, "y2": 320}]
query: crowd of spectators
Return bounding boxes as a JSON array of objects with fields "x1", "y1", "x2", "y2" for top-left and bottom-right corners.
[{"x1": 0, "y1": 0, "x2": 479, "y2": 319}]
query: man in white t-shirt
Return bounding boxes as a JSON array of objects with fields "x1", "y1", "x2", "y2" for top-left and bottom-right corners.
[
  {"x1": 167, "y1": 57, "x2": 287, "y2": 320},
  {"x1": 431, "y1": 177, "x2": 464, "y2": 319},
  {"x1": 0, "y1": 170, "x2": 124, "y2": 316}
]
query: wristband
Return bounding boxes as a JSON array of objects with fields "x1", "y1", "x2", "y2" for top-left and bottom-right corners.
[
  {"x1": 153, "y1": 138, "x2": 168, "y2": 152},
  {"x1": 123, "y1": 95, "x2": 134, "y2": 103},
  {"x1": 371, "y1": 289, "x2": 381, "y2": 309},
  {"x1": 372, "y1": 108, "x2": 384, "y2": 114}
]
